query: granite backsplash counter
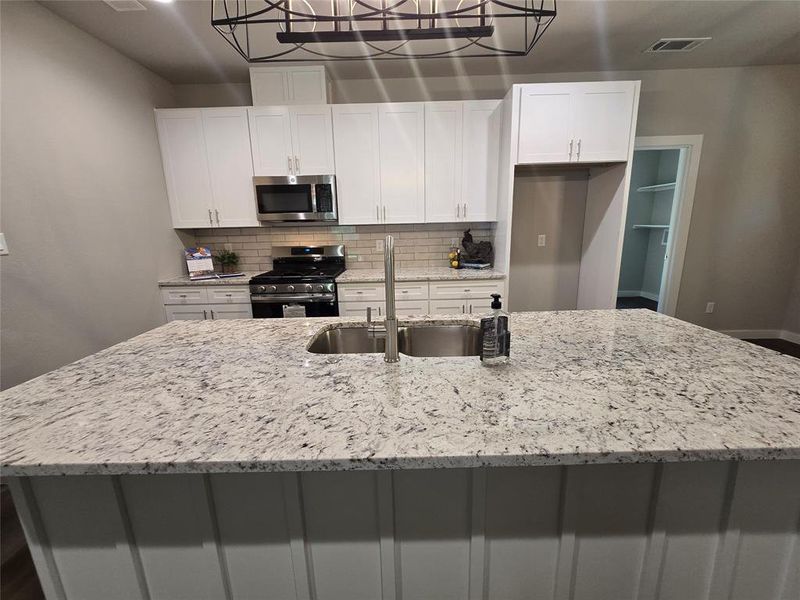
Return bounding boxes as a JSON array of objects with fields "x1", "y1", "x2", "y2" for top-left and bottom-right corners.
[
  {"x1": 336, "y1": 266, "x2": 505, "y2": 283},
  {"x1": 2, "y1": 310, "x2": 798, "y2": 476}
]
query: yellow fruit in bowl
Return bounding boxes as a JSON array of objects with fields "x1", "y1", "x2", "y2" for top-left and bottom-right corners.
[{"x1": 451, "y1": 260, "x2": 460, "y2": 268}]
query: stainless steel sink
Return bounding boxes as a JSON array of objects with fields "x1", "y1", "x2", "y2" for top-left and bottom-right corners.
[{"x1": 308, "y1": 324, "x2": 481, "y2": 357}]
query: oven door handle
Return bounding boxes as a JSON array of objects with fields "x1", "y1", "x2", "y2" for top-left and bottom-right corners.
[{"x1": 251, "y1": 294, "x2": 335, "y2": 303}]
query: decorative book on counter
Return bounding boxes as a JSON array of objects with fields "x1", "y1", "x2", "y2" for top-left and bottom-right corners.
[{"x1": 184, "y1": 247, "x2": 244, "y2": 280}]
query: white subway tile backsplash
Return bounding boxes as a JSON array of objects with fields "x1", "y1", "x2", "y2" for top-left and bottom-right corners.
[{"x1": 189, "y1": 223, "x2": 495, "y2": 270}]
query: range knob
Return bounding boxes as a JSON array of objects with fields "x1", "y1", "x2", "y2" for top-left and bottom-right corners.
[
  {"x1": 287, "y1": 285, "x2": 295, "y2": 292},
  {"x1": 257, "y1": 285, "x2": 266, "y2": 293},
  {"x1": 268, "y1": 285, "x2": 278, "y2": 293},
  {"x1": 304, "y1": 284, "x2": 313, "y2": 292},
  {"x1": 313, "y1": 284, "x2": 324, "y2": 292}
]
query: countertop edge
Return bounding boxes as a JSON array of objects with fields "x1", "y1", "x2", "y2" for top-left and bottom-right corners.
[{"x1": 4, "y1": 446, "x2": 799, "y2": 477}]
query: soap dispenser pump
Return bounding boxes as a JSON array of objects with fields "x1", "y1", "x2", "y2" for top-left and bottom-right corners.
[{"x1": 480, "y1": 294, "x2": 510, "y2": 366}]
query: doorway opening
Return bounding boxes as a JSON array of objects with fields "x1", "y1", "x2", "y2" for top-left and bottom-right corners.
[{"x1": 616, "y1": 136, "x2": 703, "y2": 316}]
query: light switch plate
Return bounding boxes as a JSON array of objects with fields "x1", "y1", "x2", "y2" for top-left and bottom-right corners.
[
  {"x1": 705, "y1": 302, "x2": 715, "y2": 314},
  {"x1": 0, "y1": 233, "x2": 8, "y2": 256},
  {"x1": 375, "y1": 239, "x2": 384, "y2": 251},
  {"x1": 537, "y1": 234, "x2": 546, "y2": 247}
]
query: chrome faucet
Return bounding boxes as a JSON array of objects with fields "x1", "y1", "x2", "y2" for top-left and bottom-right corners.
[{"x1": 367, "y1": 235, "x2": 399, "y2": 363}]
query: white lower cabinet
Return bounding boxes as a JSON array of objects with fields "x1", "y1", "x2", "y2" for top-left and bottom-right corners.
[
  {"x1": 337, "y1": 279, "x2": 503, "y2": 318},
  {"x1": 162, "y1": 286, "x2": 252, "y2": 322}
]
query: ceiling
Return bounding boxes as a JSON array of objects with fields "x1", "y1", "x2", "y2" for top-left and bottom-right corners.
[{"x1": 41, "y1": 0, "x2": 800, "y2": 84}]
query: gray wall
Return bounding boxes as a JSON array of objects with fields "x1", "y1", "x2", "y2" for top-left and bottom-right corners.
[
  {"x1": 509, "y1": 168, "x2": 588, "y2": 312},
  {"x1": 175, "y1": 65, "x2": 800, "y2": 333},
  {"x1": 0, "y1": 1, "x2": 186, "y2": 389}
]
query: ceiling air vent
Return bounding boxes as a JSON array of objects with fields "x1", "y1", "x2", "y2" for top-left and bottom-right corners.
[
  {"x1": 103, "y1": 0, "x2": 146, "y2": 12},
  {"x1": 645, "y1": 38, "x2": 711, "y2": 53}
]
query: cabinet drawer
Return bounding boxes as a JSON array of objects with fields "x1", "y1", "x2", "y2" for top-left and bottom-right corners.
[
  {"x1": 338, "y1": 283, "x2": 385, "y2": 302},
  {"x1": 339, "y1": 301, "x2": 384, "y2": 318},
  {"x1": 396, "y1": 300, "x2": 429, "y2": 317},
  {"x1": 165, "y1": 305, "x2": 208, "y2": 321},
  {"x1": 207, "y1": 286, "x2": 251, "y2": 304},
  {"x1": 395, "y1": 281, "x2": 428, "y2": 301},
  {"x1": 161, "y1": 287, "x2": 208, "y2": 305},
  {"x1": 429, "y1": 280, "x2": 502, "y2": 300}
]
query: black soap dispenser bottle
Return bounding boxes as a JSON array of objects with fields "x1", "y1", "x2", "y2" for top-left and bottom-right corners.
[{"x1": 480, "y1": 294, "x2": 510, "y2": 366}]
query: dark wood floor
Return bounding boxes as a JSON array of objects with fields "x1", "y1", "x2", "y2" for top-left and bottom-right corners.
[
  {"x1": 1, "y1": 485, "x2": 44, "y2": 600},
  {"x1": 745, "y1": 338, "x2": 800, "y2": 359},
  {"x1": 616, "y1": 295, "x2": 658, "y2": 311}
]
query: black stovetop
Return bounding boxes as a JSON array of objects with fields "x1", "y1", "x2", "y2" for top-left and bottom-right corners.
[{"x1": 250, "y1": 264, "x2": 346, "y2": 283}]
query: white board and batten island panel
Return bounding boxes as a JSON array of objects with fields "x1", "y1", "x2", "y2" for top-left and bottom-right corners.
[{"x1": 2, "y1": 311, "x2": 799, "y2": 600}]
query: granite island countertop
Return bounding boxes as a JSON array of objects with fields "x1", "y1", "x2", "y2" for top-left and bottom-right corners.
[
  {"x1": 336, "y1": 266, "x2": 505, "y2": 283},
  {"x1": 2, "y1": 310, "x2": 798, "y2": 476}
]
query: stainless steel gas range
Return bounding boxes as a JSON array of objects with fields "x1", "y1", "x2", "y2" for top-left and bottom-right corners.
[{"x1": 249, "y1": 245, "x2": 345, "y2": 318}]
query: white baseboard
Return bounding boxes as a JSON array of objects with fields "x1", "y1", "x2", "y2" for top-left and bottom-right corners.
[
  {"x1": 719, "y1": 329, "x2": 800, "y2": 343},
  {"x1": 618, "y1": 290, "x2": 660, "y2": 302}
]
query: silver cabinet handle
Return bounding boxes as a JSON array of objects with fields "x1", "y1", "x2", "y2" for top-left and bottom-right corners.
[
  {"x1": 225, "y1": 293, "x2": 232, "y2": 297},
  {"x1": 457, "y1": 204, "x2": 460, "y2": 219},
  {"x1": 208, "y1": 209, "x2": 213, "y2": 225},
  {"x1": 463, "y1": 203, "x2": 467, "y2": 220},
  {"x1": 577, "y1": 139, "x2": 582, "y2": 160},
  {"x1": 469, "y1": 304, "x2": 473, "y2": 313},
  {"x1": 288, "y1": 156, "x2": 293, "y2": 174},
  {"x1": 383, "y1": 206, "x2": 386, "y2": 221},
  {"x1": 366, "y1": 306, "x2": 372, "y2": 323},
  {"x1": 215, "y1": 209, "x2": 220, "y2": 225},
  {"x1": 568, "y1": 139, "x2": 574, "y2": 160},
  {"x1": 462, "y1": 305, "x2": 466, "y2": 314},
  {"x1": 295, "y1": 156, "x2": 300, "y2": 173},
  {"x1": 210, "y1": 309, "x2": 215, "y2": 320},
  {"x1": 378, "y1": 306, "x2": 382, "y2": 316},
  {"x1": 179, "y1": 294, "x2": 187, "y2": 298},
  {"x1": 203, "y1": 309, "x2": 207, "y2": 319}
]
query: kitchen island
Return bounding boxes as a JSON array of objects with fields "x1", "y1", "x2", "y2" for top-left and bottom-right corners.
[{"x1": 2, "y1": 310, "x2": 798, "y2": 600}]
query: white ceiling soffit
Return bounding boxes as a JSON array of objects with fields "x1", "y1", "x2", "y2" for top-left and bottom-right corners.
[
  {"x1": 102, "y1": 0, "x2": 146, "y2": 12},
  {"x1": 41, "y1": 0, "x2": 800, "y2": 84}
]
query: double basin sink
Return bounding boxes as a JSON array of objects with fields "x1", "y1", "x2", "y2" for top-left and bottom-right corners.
[{"x1": 308, "y1": 324, "x2": 481, "y2": 357}]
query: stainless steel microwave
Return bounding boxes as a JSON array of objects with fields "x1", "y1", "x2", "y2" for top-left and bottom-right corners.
[{"x1": 253, "y1": 175, "x2": 337, "y2": 223}]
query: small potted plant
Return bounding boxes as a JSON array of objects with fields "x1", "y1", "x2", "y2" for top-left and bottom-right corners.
[{"x1": 215, "y1": 249, "x2": 240, "y2": 274}]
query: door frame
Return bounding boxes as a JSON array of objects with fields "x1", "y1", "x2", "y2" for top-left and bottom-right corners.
[{"x1": 629, "y1": 135, "x2": 703, "y2": 317}]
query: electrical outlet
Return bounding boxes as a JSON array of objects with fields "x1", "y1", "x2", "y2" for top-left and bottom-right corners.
[
  {"x1": 705, "y1": 302, "x2": 715, "y2": 314},
  {"x1": 0, "y1": 233, "x2": 8, "y2": 256},
  {"x1": 375, "y1": 239, "x2": 384, "y2": 251},
  {"x1": 537, "y1": 234, "x2": 546, "y2": 247},
  {"x1": 357, "y1": 254, "x2": 364, "y2": 262}
]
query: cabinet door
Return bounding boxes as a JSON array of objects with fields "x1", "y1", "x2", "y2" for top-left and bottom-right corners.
[
  {"x1": 165, "y1": 305, "x2": 208, "y2": 321},
  {"x1": 572, "y1": 82, "x2": 636, "y2": 162},
  {"x1": 424, "y1": 102, "x2": 463, "y2": 223},
  {"x1": 248, "y1": 106, "x2": 292, "y2": 176},
  {"x1": 462, "y1": 100, "x2": 500, "y2": 222},
  {"x1": 378, "y1": 103, "x2": 425, "y2": 223},
  {"x1": 333, "y1": 105, "x2": 382, "y2": 225},
  {"x1": 250, "y1": 68, "x2": 289, "y2": 106},
  {"x1": 289, "y1": 105, "x2": 335, "y2": 175},
  {"x1": 201, "y1": 108, "x2": 259, "y2": 227},
  {"x1": 429, "y1": 299, "x2": 466, "y2": 315},
  {"x1": 286, "y1": 67, "x2": 328, "y2": 103},
  {"x1": 155, "y1": 110, "x2": 215, "y2": 228},
  {"x1": 516, "y1": 84, "x2": 575, "y2": 164},
  {"x1": 207, "y1": 304, "x2": 253, "y2": 320},
  {"x1": 395, "y1": 300, "x2": 429, "y2": 317}
]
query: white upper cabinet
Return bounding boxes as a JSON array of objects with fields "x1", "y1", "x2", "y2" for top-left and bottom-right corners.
[
  {"x1": 248, "y1": 105, "x2": 334, "y2": 176},
  {"x1": 248, "y1": 106, "x2": 292, "y2": 176},
  {"x1": 156, "y1": 108, "x2": 258, "y2": 229},
  {"x1": 201, "y1": 108, "x2": 258, "y2": 227},
  {"x1": 461, "y1": 100, "x2": 500, "y2": 222},
  {"x1": 250, "y1": 66, "x2": 329, "y2": 105},
  {"x1": 516, "y1": 81, "x2": 638, "y2": 165},
  {"x1": 424, "y1": 102, "x2": 463, "y2": 223},
  {"x1": 379, "y1": 103, "x2": 425, "y2": 224},
  {"x1": 156, "y1": 110, "x2": 215, "y2": 228},
  {"x1": 517, "y1": 84, "x2": 574, "y2": 164},
  {"x1": 572, "y1": 82, "x2": 637, "y2": 162},
  {"x1": 333, "y1": 104, "x2": 382, "y2": 225},
  {"x1": 289, "y1": 106, "x2": 335, "y2": 175}
]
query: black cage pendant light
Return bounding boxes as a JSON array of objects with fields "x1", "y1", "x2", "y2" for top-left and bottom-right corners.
[{"x1": 212, "y1": 1, "x2": 557, "y2": 62}]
